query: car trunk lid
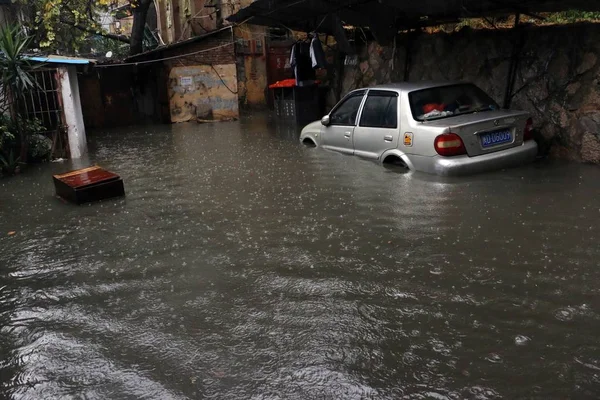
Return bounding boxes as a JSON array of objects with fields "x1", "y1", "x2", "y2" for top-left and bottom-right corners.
[{"x1": 423, "y1": 110, "x2": 529, "y2": 157}]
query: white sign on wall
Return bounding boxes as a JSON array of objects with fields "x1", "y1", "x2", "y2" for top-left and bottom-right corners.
[{"x1": 180, "y1": 76, "x2": 193, "y2": 87}]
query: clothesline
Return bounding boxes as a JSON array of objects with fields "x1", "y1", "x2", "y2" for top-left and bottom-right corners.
[{"x1": 94, "y1": 41, "x2": 236, "y2": 68}]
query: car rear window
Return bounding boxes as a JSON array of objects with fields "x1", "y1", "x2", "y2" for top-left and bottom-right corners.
[{"x1": 409, "y1": 84, "x2": 500, "y2": 121}]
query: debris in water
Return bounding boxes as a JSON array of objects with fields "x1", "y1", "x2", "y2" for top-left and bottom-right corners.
[
  {"x1": 7, "y1": 231, "x2": 16, "y2": 236},
  {"x1": 515, "y1": 335, "x2": 531, "y2": 346},
  {"x1": 53, "y1": 165, "x2": 125, "y2": 204}
]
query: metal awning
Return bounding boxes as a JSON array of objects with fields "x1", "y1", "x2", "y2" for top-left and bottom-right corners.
[
  {"x1": 228, "y1": 0, "x2": 600, "y2": 42},
  {"x1": 124, "y1": 26, "x2": 233, "y2": 62}
]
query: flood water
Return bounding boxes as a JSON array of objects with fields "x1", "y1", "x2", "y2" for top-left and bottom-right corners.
[{"x1": 1, "y1": 115, "x2": 600, "y2": 399}]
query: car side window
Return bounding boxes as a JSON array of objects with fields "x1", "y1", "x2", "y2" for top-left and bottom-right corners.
[
  {"x1": 359, "y1": 91, "x2": 398, "y2": 129},
  {"x1": 330, "y1": 92, "x2": 365, "y2": 126}
]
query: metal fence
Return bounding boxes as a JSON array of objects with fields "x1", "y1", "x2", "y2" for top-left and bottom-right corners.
[
  {"x1": 19, "y1": 68, "x2": 69, "y2": 157},
  {"x1": 20, "y1": 68, "x2": 63, "y2": 133}
]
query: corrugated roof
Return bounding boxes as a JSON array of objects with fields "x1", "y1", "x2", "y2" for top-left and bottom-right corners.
[
  {"x1": 26, "y1": 55, "x2": 94, "y2": 65},
  {"x1": 124, "y1": 26, "x2": 233, "y2": 62}
]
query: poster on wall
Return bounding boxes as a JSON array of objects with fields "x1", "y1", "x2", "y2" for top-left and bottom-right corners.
[{"x1": 180, "y1": 76, "x2": 193, "y2": 87}]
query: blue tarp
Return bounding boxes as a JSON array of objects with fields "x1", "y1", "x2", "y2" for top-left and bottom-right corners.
[{"x1": 26, "y1": 56, "x2": 93, "y2": 65}]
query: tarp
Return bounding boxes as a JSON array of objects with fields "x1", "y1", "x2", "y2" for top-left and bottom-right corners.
[{"x1": 26, "y1": 55, "x2": 94, "y2": 65}]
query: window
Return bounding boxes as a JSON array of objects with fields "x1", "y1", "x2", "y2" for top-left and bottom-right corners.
[
  {"x1": 359, "y1": 91, "x2": 398, "y2": 128},
  {"x1": 330, "y1": 91, "x2": 365, "y2": 126},
  {"x1": 268, "y1": 27, "x2": 291, "y2": 41},
  {"x1": 409, "y1": 84, "x2": 499, "y2": 121}
]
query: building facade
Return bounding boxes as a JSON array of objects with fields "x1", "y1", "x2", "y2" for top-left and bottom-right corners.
[{"x1": 154, "y1": 0, "x2": 270, "y2": 109}]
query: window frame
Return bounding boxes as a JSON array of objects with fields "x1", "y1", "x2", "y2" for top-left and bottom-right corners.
[
  {"x1": 408, "y1": 83, "x2": 500, "y2": 122},
  {"x1": 328, "y1": 90, "x2": 367, "y2": 127},
  {"x1": 358, "y1": 90, "x2": 400, "y2": 129}
]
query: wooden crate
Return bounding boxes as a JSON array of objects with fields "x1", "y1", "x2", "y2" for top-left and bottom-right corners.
[{"x1": 53, "y1": 166, "x2": 125, "y2": 204}]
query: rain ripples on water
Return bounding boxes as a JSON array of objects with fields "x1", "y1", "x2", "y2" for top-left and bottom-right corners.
[{"x1": 1, "y1": 115, "x2": 600, "y2": 399}]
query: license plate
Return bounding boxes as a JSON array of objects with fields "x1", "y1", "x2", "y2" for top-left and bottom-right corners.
[{"x1": 480, "y1": 130, "x2": 512, "y2": 148}]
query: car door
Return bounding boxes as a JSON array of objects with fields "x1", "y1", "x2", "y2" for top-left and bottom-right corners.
[
  {"x1": 353, "y1": 90, "x2": 400, "y2": 159},
  {"x1": 322, "y1": 90, "x2": 366, "y2": 154}
]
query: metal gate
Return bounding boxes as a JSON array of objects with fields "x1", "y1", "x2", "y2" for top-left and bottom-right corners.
[{"x1": 20, "y1": 68, "x2": 69, "y2": 157}]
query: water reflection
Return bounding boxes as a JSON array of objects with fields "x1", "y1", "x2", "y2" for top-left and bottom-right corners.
[{"x1": 1, "y1": 115, "x2": 600, "y2": 399}]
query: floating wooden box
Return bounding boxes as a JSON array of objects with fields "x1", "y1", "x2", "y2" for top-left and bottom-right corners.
[{"x1": 53, "y1": 166, "x2": 125, "y2": 204}]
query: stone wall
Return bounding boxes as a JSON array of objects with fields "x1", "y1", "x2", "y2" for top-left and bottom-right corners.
[{"x1": 342, "y1": 23, "x2": 600, "y2": 163}]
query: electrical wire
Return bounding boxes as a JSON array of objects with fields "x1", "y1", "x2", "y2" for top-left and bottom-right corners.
[
  {"x1": 210, "y1": 64, "x2": 238, "y2": 94},
  {"x1": 94, "y1": 41, "x2": 235, "y2": 68}
]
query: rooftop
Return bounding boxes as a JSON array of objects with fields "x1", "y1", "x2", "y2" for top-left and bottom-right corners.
[
  {"x1": 124, "y1": 26, "x2": 233, "y2": 62},
  {"x1": 228, "y1": 0, "x2": 600, "y2": 43}
]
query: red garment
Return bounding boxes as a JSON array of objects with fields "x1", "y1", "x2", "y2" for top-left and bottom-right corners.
[
  {"x1": 269, "y1": 79, "x2": 320, "y2": 89},
  {"x1": 269, "y1": 79, "x2": 297, "y2": 89},
  {"x1": 423, "y1": 103, "x2": 446, "y2": 114}
]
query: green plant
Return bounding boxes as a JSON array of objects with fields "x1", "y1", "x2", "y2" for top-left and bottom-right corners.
[
  {"x1": 0, "y1": 25, "x2": 38, "y2": 162},
  {"x1": 0, "y1": 115, "x2": 18, "y2": 165},
  {"x1": 546, "y1": 11, "x2": 600, "y2": 24},
  {"x1": 0, "y1": 125, "x2": 16, "y2": 150},
  {"x1": 91, "y1": 35, "x2": 130, "y2": 58},
  {"x1": 0, "y1": 115, "x2": 42, "y2": 144},
  {"x1": 27, "y1": 133, "x2": 53, "y2": 162},
  {"x1": 0, "y1": 149, "x2": 21, "y2": 176},
  {"x1": 13, "y1": 0, "x2": 131, "y2": 54},
  {"x1": 20, "y1": 118, "x2": 44, "y2": 137},
  {"x1": 0, "y1": 115, "x2": 46, "y2": 173},
  {"x1": 0, "y1": 26, "x2": 36, "y2": 95}
]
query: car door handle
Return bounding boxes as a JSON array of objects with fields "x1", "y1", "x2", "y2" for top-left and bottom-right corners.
[
  {"x1": 344, "y1": 132, "x2": 352, "y2": 139},
  {"x1": 384, "y1": 135, "x2": 393, "y2": 142}
]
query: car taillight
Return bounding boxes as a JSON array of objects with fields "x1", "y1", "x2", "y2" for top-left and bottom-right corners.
[
  {"x1": 524, "y1": 118, "x2": 534, "y2": 141},
  {"x1": 434, "y1": 133, "x2": 467, "y2": 157}
]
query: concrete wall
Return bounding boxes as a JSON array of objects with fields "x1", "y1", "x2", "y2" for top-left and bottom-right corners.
[
  {"x1": 220, "y1": 0, "x2": 269, "y2": 108},
  {"x1": 162, "y1": 29, "x2": 239, "y2": 122},
  {"x1": 58, "y1": 66, "x2": 87, "y2": 159},
  {"x1": 168, "y1": 64, "x2": 238, "y2": 122},
  {"x1": 156, "y1": 0, "x2": 269, "y2": 109},
  {"x1": 341, "y1": 23, "x2": 600, "y2": 163},
  {"x1": 81, "y1": 30, "x2": 236, "y2": 128},
  {"x1": 235, "y1": 24, "x2": 268, "y2": 108}
]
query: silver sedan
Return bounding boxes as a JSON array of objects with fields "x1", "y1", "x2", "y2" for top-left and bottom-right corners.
[{"x1": 300, "y1": 82, "x2": 538, "y2": 176}]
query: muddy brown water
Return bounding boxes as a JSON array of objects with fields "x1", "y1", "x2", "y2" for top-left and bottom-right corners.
[{"x1": 1, "y1": 115, "x2": 600, "y2": 399}]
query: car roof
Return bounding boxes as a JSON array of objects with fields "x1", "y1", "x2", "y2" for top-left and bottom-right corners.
[{"x1": 350, "y1": 81, "x2": 470, "y2": 94}]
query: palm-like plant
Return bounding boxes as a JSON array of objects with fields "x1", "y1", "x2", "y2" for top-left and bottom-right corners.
[
  {"x1": 0, "y1": 25, "x2": 36, "y2": 162},
  {"x1": 0, "y1": 26, "x2": 35, "y2": 91}
]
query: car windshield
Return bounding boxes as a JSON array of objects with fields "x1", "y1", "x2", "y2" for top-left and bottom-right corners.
[{"x1": 409, "y1": 84, "x2": 500, "y2": 121}]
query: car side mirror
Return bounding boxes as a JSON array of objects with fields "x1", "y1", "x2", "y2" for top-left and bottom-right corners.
[{"x1": 321, "y1": 115, "x2": 331, "y2": 126}]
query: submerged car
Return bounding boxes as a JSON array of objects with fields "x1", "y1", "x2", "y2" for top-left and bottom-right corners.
[{"x1": 300, "y1": 82, "x2": 538, "y2": 176}]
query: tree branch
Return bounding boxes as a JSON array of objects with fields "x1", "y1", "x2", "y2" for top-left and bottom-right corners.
[{"x1": 59, "y1": 18, "x2": 131, "y2": 44}]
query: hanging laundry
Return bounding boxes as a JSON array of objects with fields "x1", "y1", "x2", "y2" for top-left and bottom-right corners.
[
  {"x1": 290, "y1": 42, "x2": 316, "y2": 86},
  {"x1": 309, "y1": 37, "x2": 327, "y2": 69}
]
